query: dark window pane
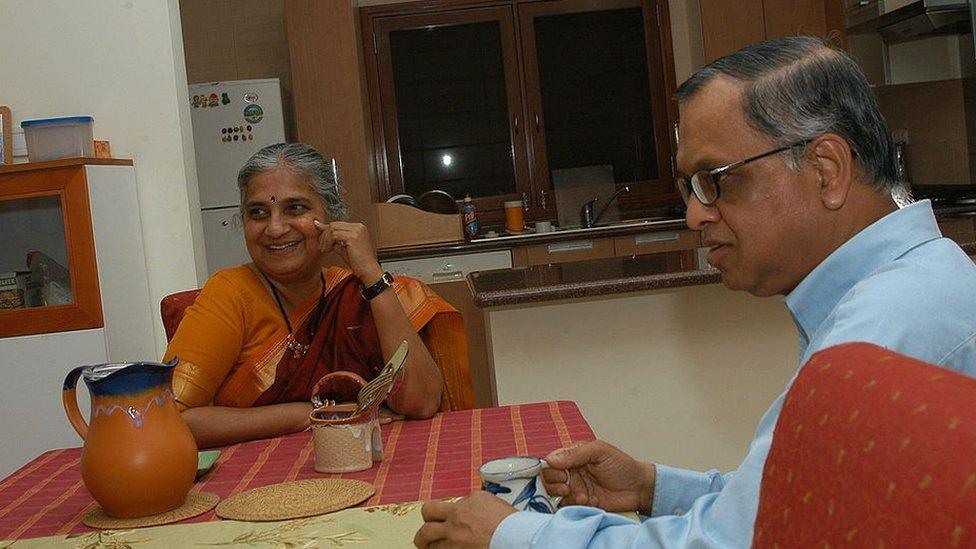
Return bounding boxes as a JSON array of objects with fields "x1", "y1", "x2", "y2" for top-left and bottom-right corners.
[
  {"x1": 390, "y1": 21, "x2": 517, "y2": 199},
  {"x1": 534, "y1": 8, "x2": 658, "y2": 184}
]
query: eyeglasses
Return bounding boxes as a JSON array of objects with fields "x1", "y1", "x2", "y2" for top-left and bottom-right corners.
[{"x1": 676, "y1": 141, "x2": 809, "y2": 206}]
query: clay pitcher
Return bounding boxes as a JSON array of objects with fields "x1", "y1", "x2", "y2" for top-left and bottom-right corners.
[{"x1": 62, "y1": 359, "x2": 197, "y2": 518}]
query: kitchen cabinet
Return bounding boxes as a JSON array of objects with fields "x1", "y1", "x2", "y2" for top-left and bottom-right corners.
[
  {"x1": 0, "y1": 159, "x2": 154, "y2": 354},
  {"x1": 699, "y1": 0, "x2": 846, "y2": 62},
  {"x1": 515, "y1": 237, "x2": 617, "y2": 267},
  {"x1": 512, "y1": 228, "x2": 700, "y2": 267},
  {"x1": 361, "y1": 0, "x2": 678, "y2": 224},
  {"x1": 381, "y1": 250, "x2": 513, "y2": 408},
  {"x1": 939, "y1": 216, "x2": 976, "y2": 246},
  {"x1": 613, "y1": 228, "x2": 700, "y2": 256}
]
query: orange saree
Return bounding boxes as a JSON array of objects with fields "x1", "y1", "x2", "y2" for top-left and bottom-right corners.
[{"x1": 164, "y1": 266, "x2": 472, "y2": 412}]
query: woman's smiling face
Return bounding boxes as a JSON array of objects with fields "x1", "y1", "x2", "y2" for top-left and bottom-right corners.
[{"x1": 242, "y1": 166, "x2": 327, "y2": 285}]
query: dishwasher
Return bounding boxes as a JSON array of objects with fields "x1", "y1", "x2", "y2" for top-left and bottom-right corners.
[{"x1": 382, "y1": 250, "x2": 512, "y2": 408}]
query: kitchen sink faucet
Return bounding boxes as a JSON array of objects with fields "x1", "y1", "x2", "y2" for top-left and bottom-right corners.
[{"x1": 580, "y1": 186, "x2": 631, "y2": 228}]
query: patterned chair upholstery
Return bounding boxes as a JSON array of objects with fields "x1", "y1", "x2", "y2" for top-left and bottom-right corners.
[
  {"x1": 160, "y1": 286, "x2": 475, "y2": 412},
  {"x1": 754, "y1": 342, "x2": 976, "y2": 548}
]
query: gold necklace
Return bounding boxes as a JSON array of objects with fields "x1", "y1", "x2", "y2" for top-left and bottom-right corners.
[{"x1": 262, "y1": 273, "x2": 325, "y2": 359}]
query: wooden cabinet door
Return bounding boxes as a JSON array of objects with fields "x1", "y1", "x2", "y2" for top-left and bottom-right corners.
[
  {"x1": 522, "y1": 237, "x2": 616, "y2": 266},
  {"x1": 699, "y1": 0, "x2": 765, "y2": 62},
  {"x1": 763, "y1": 0, "x2": 827, "y2": 40},
  {"x1": 613, "y1": 229, "x2": 700, "y2": 256},
  {"x1": 427, "y1": 279, "x2": 497, "y2": 408},
  {"x1": 0, "y1": 164, "x2": 103, "y2": 337}
]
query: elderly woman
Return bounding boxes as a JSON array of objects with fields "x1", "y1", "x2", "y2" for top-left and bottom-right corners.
[{"x1": 164, "y1": 143, "x2": 445, "y2": 448}]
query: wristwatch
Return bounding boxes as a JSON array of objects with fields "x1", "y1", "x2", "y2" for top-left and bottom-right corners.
[{"x1": 361, "y1": 272, "x2": 394, "y2": 301}]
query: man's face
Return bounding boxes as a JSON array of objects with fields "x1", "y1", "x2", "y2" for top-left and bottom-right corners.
[{"x1": 677, "y1": 77, "x2": 823, "y2": 297}]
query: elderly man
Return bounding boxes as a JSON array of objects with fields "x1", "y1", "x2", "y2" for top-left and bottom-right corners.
[{"x1": 415, "y1": 36, "x2": 976, "y2": 548}]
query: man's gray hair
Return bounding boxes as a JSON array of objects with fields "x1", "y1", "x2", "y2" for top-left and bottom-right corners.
[
  {"x1": 237, "y1": 142, "x2": 350, "y2": 221},
  {"x1": 676, "y1": 36, "x2": 900, "y2": 193}
]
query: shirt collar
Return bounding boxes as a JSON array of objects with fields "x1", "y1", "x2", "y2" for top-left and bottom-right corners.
[{"x1": 784, "y1": 199, "x2": 941, "y2": 348}]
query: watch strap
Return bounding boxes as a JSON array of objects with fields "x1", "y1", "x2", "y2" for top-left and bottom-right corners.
[{"x1": 361, "y1": 272, "x2": 394, "y2": 301}]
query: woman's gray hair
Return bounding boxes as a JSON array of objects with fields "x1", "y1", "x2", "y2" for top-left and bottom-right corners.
[
  {"x1": 237, "y1": 142, "x2": 349, "y2": 221},
  {"x1": 676, "y1": 36, "x2": 900, "y2": 193}
]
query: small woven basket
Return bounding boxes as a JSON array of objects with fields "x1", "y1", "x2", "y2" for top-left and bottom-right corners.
[
  {"x1": 310, "y1": 400, "x2": 383, "y2": 473},
  {"x1": 312, "y1": 419, "x2": 382, "y2": 473}
]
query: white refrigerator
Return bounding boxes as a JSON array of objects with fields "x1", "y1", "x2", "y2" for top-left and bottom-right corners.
[{"x1": 189, "y1": 78, "x2": 286, "y2": 275}]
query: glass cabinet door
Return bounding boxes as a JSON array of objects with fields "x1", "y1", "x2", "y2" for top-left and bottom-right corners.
[
  {"x1": 0, "y1": 195, "x2": 72, "y2": 309},
  {"x1": 519, "y1": 0, "x2": 675, "y2": 217},
  {"x1": 373, "y1": 7, "x2": 531, "y2": 218},
  {"x1": 0, "y1": 166, "x2": 102, "y2": 337}
]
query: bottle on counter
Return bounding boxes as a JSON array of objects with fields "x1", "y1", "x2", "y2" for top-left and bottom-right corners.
[{"x1": 462, "y1": 194, "x2": 478, "y2": 240}]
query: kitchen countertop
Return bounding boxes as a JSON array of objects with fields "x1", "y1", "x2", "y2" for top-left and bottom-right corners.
[
  {"x1": 468, "y1": 251, "x2": 719, "y2": 308},
  {"x1": 377, "y1": 217, "x2": 690, "y2": 261},
  {"x1": 468, "y1": 237, "x2": 976, "y2": 309}
]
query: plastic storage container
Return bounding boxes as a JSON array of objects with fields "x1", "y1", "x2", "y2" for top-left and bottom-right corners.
[{"x1": 20, "y1": 116, "x2": 94, "y2": 162}]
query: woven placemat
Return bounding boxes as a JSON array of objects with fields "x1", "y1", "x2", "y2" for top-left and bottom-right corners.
[
  {"x1": 215, "y1": 479, "x2": 375, "y2": 522},
  {"x1": 83, "y1": 491, "x2": 219, "y2": 529}
]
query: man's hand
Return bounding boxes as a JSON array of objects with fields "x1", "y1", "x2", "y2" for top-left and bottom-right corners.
[
  {"x1": 414, "y1": 491, "x2": 516, "y2": 548},
  {"x1": 542, "y1": 440, "x2": 656, "y2": 513}
]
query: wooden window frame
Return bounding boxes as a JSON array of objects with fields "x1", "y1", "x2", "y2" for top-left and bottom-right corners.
[
  {"x1": 361, "y1": 0, "x2": 680, "y2": 224},
  {"x1": 516, "y1": 0, "x2": 679, "y2": 215},
  {"x1": 368, "y1": 6, "x2": 533, "y2": 221},
  {"x1": 0, "y1": 165, "x2": 103, "y2": 338}
]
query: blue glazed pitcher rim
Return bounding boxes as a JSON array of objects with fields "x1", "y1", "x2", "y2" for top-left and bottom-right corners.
[{"x1": 82, "y1": 357, "x2": 179, "y2": 382}]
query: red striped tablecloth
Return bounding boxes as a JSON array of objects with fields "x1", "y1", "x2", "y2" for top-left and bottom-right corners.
[{"x1": 0, "y1": 401, "x2": 594, "y2": 541}]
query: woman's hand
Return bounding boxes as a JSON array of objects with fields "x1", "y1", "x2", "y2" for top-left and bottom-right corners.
[{"x1": 313, "y1": 220, "x2": 384, "y2": 285}]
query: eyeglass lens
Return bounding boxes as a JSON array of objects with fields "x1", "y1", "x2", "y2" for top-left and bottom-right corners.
[{"x1": 678, "y1": 172, "x2": 719, "y2": 205}]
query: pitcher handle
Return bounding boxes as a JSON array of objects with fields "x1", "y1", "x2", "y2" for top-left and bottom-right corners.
[{"x1": 62, "y1": 366, "x2": 89, "y2": 440}]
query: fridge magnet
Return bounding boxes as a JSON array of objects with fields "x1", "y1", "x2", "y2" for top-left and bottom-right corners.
[
  {"x1": 243, "y1": 92, "x2": 259, "y2": 103},
  {"x1": 208, "y1": 93, "x2": 219, "y2": 107},
  {"x1": 221, "y1": 93, "x2": 231, "y2": 105},
  {"x1": 243, "y1": 104, "x2": 264, "y2": 124}
]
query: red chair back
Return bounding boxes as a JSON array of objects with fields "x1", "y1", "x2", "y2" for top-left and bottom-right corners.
[
  {"x1": 160, "y1": 289, "x2": 201, "y2": 342},
  {"x1": 754, "y1": 342, "x2": 976, "y2": 547}
]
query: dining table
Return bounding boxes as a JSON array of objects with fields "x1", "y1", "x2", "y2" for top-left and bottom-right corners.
[{"x1": 0, "y1": 400, "x2": 595, "y2": 546}]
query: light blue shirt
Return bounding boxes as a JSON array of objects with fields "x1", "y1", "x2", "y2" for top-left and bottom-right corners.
[{"x1": 492, "y1": 200, "x2": 976, "y2": 548}]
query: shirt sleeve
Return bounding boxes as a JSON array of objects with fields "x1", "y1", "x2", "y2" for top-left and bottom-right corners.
[
  {"x1": 164, "y1": 273, "x2": 246, "y2": 409},
  {"x1": 491, "y1": 466, "x2": 737, "y2": 549},
  {"x1": 650, "y1": 464, "x2": 731, "y2": 517}
]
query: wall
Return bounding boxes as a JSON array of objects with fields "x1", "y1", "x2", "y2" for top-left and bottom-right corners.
[
  {"x1": 0, "y1": 2, "x2": 202, "y2": 355},
  {"x1": 488, "y1": 284, "x2": 798, "y2": 472}
]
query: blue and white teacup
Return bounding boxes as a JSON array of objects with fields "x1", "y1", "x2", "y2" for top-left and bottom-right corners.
[{"x1": 479, "y1": 456, "x2": 562, "y2": 513}]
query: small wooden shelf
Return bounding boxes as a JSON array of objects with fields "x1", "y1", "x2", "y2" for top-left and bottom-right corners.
[{"x1": 0, "y1": 157, "x2": 132, "y2": 175}]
